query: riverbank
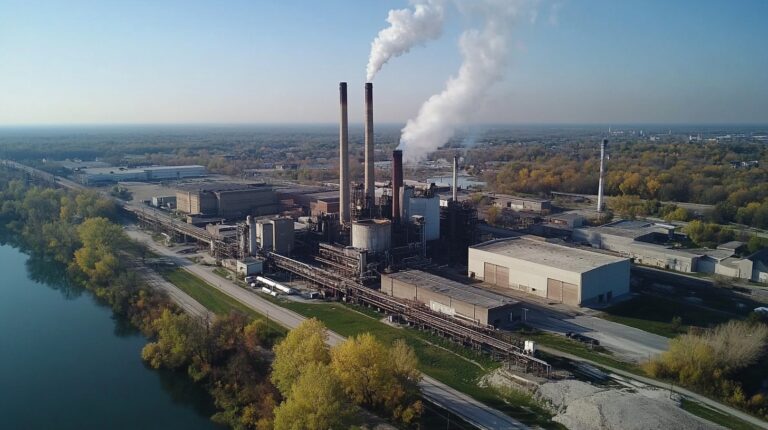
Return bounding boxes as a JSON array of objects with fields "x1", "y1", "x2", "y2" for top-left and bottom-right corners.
[{"x1": 0, "y1": 240, "x2": 221, "y2": 429}]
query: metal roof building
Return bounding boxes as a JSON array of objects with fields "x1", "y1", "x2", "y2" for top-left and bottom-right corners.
[
  {"x1": 78, "y1": 165, "x2": 206, "y2": 184},
  {"x1": 469, "y1": 236, "x2": 630, "y2": 306},
  {"x1": 574, "y1": 220, "x2": 701, "y2": 273},
  {"x1": 380, "y1": 270, "x2": 521, "y2": 328}
]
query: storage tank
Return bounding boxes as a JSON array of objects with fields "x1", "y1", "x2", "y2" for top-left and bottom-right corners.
[{"x1": 351, "y1": 219, "x2": 392, "y2": 253}]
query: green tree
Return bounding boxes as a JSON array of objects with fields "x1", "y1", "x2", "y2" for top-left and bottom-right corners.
[
  {"x1": 142, "y1": 309, "x2": 207, "y2": 370},
  {"x1": 748, "y1": 236, "x2": 768, "y2": 254},
  {"x1": 72, "y1": 217, "x2": 126, "y2": 283}
]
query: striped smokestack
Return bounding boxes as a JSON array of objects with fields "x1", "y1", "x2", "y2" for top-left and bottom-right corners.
[
  {"x1": 392, "y1": 149, "x2": 403, "y2": 223},
  {"x1": 597, "y1": 139, "x2": 607, "y2": 213},
  {"x1": 339, "y1": 82, "x2": 350, "y2": 223},
  {"x1": 364, "y1": 83, "x2": 375, "y2": 208}
]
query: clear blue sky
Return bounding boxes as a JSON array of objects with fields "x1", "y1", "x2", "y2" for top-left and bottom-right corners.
[{"x1": 1, "y1": 0, "x2": 766, "y2": 125}]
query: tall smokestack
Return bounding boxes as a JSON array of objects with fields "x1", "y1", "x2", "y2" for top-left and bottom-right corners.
[
  {"x1": 452, "y1": 155, "x2": 458, "y2": 202},
  {"x1": 597, "y1": 139, "x2": 608, "y2": 213},
  {"x1": 247, "y1": 215, "x2": 257, "y2": 256},
  {"x1": 364, "y1": 83, "x2": 375, "y2": 209},
  {"x1": 339, "y1": 82, "x2": 350, "y2": 224},
  {"x1": 392, "y1": 149, "x2": 403, "y2": 224}
]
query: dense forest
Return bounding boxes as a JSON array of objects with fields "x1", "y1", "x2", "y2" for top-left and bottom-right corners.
[{"x1": 0, "y1": 169, "x2": 423, "y2": 429}]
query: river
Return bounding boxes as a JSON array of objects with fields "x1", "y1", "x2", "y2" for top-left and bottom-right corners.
[{"x1": 0, "y1": 241, "x2": 222, "y2": 429}]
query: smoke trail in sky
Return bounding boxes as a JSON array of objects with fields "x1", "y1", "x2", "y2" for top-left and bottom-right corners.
[
  {"x1": 399, "y1": 0, "x2": 522, "y2": 162},
  {"x1": 366, "y1": 0, "x2": 446, "y2": 82}
]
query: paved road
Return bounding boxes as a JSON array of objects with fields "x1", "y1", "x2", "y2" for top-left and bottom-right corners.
[
  {"x1": 526, "y1": 309, "x2": 669, "y2": 362},
  {"x1": 127, "y1": 228, "x2": 527, "y2": 430}
]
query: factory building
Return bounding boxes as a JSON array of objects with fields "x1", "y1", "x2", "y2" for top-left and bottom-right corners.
[
  {"x1": 78, "y1": 165, "x2": 206, "y2": 184},
  {"x1": 380, "y1": 270, "x2": 522, "y2": 328},
  {"x1": 236, "y1": 258, "x2": 264, "y2": 277},
  {"x1": 492, "y1": 194, "x2": 552, "y2": 214},
  {"x1": 250, "y1": 217, "x2": 294, "y2": 255},
  {"x1": 401, "y1": 188, "x2": 440, "y2": 241},
  {"x1": 573, "y1": 220, "x2": 699, "y2": 272},
  {"x1": 469, "y1": 236, "x2": 630, "y2": 306},
  {"x1": 176, "y1": 183, "x2": 280, "y2": 219},
  {"x1": 276, "y1": 188, "x2": 341, "y2": 217}
]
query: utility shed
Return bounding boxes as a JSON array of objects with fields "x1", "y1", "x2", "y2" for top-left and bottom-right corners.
[
  {"x1": 380, "y1": 270, "x2": 521, "y2": 328},
  {"x1": 469, "y1": 237, "x2": 630, "y2": 306},
  {"x1": 236, "y1": 258, "x2": 264, "y2": 277}
]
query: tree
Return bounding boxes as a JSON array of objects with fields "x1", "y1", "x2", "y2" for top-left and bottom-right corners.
[
  {"x1": 72, "y1": 217, "x2": 126, "y2": 284},
  {"x1": 273, "y1": 363, "x2": 352, "y2": 430},
  {"x1": 665, "y1": 207, "x2": 691, "y2": 222},
  {"x1": 271, "y1": 318, "x2": 330, "y2": 396},
  {"x1": 141, "y1": 309, "x2": 207, "y2": 370},
  {"x1": 331, "y1": 333, "x2": 389, "y2": 406},
  {"x1": 330, "y1": 334, "x2": 422, "y2": 423},
  {"x1": 748, "y1": 236, "x2": 768, "y2": 254},
  {"x1": 684, "y1": 220, "x2": 731, "y2": 248}
]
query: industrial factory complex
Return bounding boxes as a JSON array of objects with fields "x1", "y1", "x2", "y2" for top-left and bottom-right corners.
[
  {"x1": 11, "y1": 81, "x2": 765, "y2": 416},
  {"x1": 7, "y1": 79, "x2": 768, "y2": 430}
]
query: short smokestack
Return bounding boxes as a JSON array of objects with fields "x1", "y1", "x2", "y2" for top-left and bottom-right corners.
[
  {"x1": 452, "y1": 155, "x2": 458, "y2": 202},
  {"x1": 364, "y1": 83, "x2": 375, "y2": 208},
  {"x1": 339, "y1": 82, "x2": 350, "y2": 223},
  {"x1": 392, "y1": 149, "x2": 403, "y2": 223},
  {"x1": 597, "y1": 139, "x2": 608, "y2": 213}
]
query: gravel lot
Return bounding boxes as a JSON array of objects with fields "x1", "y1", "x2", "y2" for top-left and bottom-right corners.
[{"x1": 536, "y1": 379, "x2": 723, "y2": 430}]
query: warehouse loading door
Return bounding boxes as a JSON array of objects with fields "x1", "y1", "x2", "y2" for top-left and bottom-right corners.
[
  {"x1": 484, "y1": 263, "x2": 497, "y2": 285},
  {"x1": 562, "y1": 282, "x2": 579, "y2": 306},
  {"x1": 547, "y1": 279, "x2": 563, "y2": 301},
  {"x1": 484, "y1": 263, "x2": 510, "y2": 287},
  {"x1": 496, "y1": 266, "x2": 509, "y2": 287}
]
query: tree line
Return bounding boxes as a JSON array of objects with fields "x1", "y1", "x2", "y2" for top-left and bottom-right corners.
[
  {"x1": 0, "y1": 169, "x2": 424, "y2": 429},
  {"x1": 644, "y1": 319, "x2": 768, "y2": 419},
  {"x1": 480, "y1": 139, "x2": 768, "y2": 229}
]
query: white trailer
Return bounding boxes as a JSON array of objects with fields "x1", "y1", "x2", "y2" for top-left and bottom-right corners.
[{"x1": 256, "y1": 276, "x2": 295, "y2": 295}]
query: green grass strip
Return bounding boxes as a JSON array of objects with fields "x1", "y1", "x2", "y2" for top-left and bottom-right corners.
[
  {"x1": 681, "y1": 399, "x2": 762, "y2": 430},
  {"x1": 159, "y1": 268, "x2": 285, "y2": 335}
]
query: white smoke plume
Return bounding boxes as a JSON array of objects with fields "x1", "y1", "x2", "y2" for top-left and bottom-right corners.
[
  {"x1": 366, "y1": 0, "x2": 446, "y2": 82},
  {"x1": 399, "y1": 0, "x2": 523, "y2": 162}
]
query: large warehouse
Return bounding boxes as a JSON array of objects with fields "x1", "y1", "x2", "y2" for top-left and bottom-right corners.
[
  {"x1": 176, "y1": 183, "x2": 280, "y2": 219},
  {"x1": 78, "y1": 165, "x2": 206, "y2": 184},
  {"x1": 380, "y1": 270, "x2": 521, "y2": 328},
  {"x1": 468, "y1": 236, "x2": 630, "y2": 306}
]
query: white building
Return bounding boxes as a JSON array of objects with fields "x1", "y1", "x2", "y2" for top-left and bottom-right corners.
[
  {"x1": 79, "y1": 165, "x2": 206, "y2": 184},
  {"x1": 469, "y1": 236, "x2": 630, "y2": 306}
]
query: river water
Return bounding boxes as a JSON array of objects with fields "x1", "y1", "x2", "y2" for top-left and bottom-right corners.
[{"x1": 0, "y1": 241, "x2": 222, "y2": 429}]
